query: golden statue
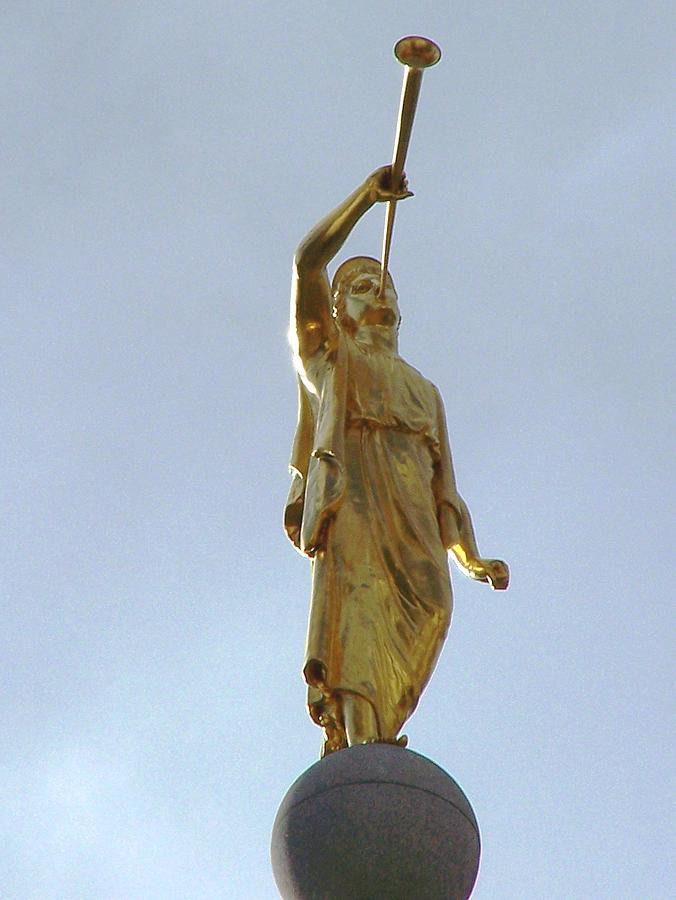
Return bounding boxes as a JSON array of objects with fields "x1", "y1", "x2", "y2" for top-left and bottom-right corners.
[{"x1": 284, "y1": 38, "x2": 509, "y2": 758}]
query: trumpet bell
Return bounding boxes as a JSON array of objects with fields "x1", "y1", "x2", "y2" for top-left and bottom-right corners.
[{"x1": 394, "y1": 36, "x2": 442, "y2": 69}]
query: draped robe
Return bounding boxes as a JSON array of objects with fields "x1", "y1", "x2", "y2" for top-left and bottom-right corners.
[{"x1": 285, "y1": 331, "x2": 477, "y2": 747}]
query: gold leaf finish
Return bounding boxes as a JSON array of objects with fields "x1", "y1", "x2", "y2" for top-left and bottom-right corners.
[{"x1": 286, "y1": 59, "x2": 508, "y2": 758}]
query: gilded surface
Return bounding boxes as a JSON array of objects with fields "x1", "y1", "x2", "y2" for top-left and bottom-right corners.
[{"x1": 286, "y1": 167, "x2": 509, "y2": 757}]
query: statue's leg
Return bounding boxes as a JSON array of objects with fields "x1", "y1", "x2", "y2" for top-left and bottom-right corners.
[
  {"x1": 320, "y1": 725, "x2": 347, "y2": 757},
  {"x1": 309, "y1": 686, "x2": 348, "y2": 757},
  {"x1": 342, "y1": 693, "x2": 379, "y2": 746}
]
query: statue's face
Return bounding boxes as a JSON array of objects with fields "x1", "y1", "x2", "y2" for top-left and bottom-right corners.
[{"x1": 342, "y1": 272, "x2": 400, "y2": 329}]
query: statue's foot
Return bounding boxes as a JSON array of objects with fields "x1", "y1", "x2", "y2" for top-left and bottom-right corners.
[
  {"x1": 358, "y1": 734, "x2": 408, "y2": 749},
  {"x1": 321, "y1": 729, "x2": 348, "y2": 758}
]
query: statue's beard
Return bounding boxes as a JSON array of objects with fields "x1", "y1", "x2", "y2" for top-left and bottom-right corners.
[
  {"x1": 360, "y1": 306, "x2": 398, "y2": 328},
  {"x1": 337, "y1": 306, "x2": 399, "y2": 336}
]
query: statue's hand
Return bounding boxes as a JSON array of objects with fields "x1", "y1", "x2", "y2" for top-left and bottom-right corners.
[
  {"x1": 469, "y1": 558, "x2": 510, "y2": 591},
  {"x1": 366, "y1": 166, "x2": 414, "y2": 203}
]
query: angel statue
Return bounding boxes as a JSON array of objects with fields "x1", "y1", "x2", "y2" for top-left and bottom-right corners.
[{"x1": 284, "y1": 166, "x2": 509, "y2": 758}]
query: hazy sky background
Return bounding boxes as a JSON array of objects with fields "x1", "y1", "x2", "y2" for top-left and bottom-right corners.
[{"x1": 2, "y1": 3, "x2": 673, "y2": 898}]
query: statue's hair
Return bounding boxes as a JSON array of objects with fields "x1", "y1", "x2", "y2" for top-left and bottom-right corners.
[{"x1": 331, "y1": 256, "x2": 394, "y2": 299}]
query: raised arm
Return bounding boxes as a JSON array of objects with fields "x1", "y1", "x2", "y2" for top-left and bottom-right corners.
[{"x1": 291, "y1": 166, "x2": 411, "y2": 363}]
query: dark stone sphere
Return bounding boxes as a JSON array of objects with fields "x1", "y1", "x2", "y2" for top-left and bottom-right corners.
[{"x1": 271, "y1": 744, "x2": 480, "y2": 899}]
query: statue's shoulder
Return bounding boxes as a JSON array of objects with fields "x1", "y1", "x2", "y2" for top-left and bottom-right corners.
[{"x1": 397, "y1": 354, "x2": 439, "y2": 394}]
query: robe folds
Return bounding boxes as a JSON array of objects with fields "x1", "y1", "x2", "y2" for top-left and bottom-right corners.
[{"x1": 285, "y1": 332, "x2": 476, "y2": 743}]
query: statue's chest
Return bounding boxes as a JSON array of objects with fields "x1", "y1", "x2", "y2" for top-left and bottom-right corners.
[{"x1": 346, "y1": 345, "x2": 436, "y2": 433}]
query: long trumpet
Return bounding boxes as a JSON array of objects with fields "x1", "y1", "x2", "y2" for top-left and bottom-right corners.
[{"x1": 378, "y1": 36, "x2": 441, "y2": 297}]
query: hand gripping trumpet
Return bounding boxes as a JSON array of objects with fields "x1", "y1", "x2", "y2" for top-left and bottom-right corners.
[{"x1": 378, "y1": 36, "x2": 441, "y2": 298}]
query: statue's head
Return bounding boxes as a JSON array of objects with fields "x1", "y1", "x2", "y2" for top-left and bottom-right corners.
[{"x1": 331, "y1": 256, "x2": 400, "y2": 336}]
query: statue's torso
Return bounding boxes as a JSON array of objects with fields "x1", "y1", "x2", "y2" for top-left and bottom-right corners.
[
  {"x1": 303, "y1": 333, "x2": 441, "y2": 451},
  {"x1": 344, "y1": 339, "x2": 438, "y2": 440}
]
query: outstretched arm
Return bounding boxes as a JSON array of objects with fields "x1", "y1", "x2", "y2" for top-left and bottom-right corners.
[
  {"x1": 291, "y1": 166, "x2": 411, "y2": 362},
  {"x1": 434, "y1": 391, "x2": 509, "y2": 591},
  {"x1": 439, "y1": 500, "x2": 509, "y2": 591}
]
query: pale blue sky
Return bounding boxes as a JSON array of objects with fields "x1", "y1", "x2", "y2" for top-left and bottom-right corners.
[{"x1": 2, "y1": 3, "x2": 674, "y2": 898}]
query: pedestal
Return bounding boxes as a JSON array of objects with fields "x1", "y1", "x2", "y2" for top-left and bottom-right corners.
[{"x1": 271, "y1": 744, "x2": 480, "y2": 899}]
